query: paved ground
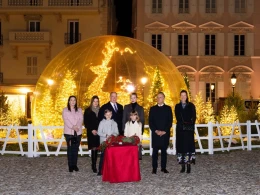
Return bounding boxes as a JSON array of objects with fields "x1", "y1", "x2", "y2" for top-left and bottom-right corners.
[{"x1": 0, "y1": 151, "x2": 259, "y2": 195}]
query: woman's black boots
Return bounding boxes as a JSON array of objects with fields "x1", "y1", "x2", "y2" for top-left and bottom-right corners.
[
  {"x1": 91, "y1": 150, "x2": 98, "y2": 173},
  {"x1": 187, "y1": 164, "x2": 191, "y2": 173},
  {"x1": 180, "y1": 164, "x2": 185, "y2": 173}
]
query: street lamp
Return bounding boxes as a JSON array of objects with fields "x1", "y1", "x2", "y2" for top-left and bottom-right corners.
[
  {"x1": 140, "y1": 77, "x2": 148, "y2": 106},
  {"x1": 231, "y1": 73, "x2": 237, "y2": 96},
  {"x1": 126, "y1": 84, "x2": 135, "y2": 93},
  {"x1": 210, "y1": 84, "x2": 215, "y2": 102}
]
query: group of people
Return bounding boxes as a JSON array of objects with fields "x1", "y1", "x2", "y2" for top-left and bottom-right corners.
[{"x1": 62, "y1": 90, "x2": 196, "y2": 176}]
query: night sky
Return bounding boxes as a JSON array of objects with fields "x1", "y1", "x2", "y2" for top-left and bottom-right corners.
[{"x1": 114, "y1": 0, "x2": 133, "y2": 37}]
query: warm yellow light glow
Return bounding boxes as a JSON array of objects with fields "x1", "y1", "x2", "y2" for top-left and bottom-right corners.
[
  {"x1": 47, "y1": 79, "x2": 54, "y2": 86},
  {"x1": 141, "y1": 77, "x2": 148, "y2": 85},
  {"x1": 210, "y1": 84, "x2": 215, "y2": 91},
  {"x1": 20, "y1": 88, "x2": 30, "y2": 94},
  {"x1": 32, "y1": 36, "x2": 187, "y2": 131},
  {"x1": 126, "y1": 84, "x2": 135, "y2": 93}
]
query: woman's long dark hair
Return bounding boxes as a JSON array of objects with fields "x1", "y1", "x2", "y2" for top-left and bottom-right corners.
[
  {"x1": 87, "y1": 96, "x2": 100, "y2": 110},
  {"x1": 67, "y1": 96, "x2": 78, "y2": 112},
  {"x1": 180, "y1": 90, "x2": 189, "y2": 103}
]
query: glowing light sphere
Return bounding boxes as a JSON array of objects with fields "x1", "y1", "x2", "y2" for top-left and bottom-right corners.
[{"x1": 32, "y1": 35, "x2": 187, "y2": 126}]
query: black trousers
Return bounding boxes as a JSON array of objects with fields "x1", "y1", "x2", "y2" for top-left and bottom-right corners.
[
  {"x1": 98, "y1": 151, "x2": 105, "y2": 173},
  {"x1": 152, "y1": 147, "x2": 167, "y2": 169},
  {"x1": 64, "y1": 134, "x2": 82, "y2": 167}
]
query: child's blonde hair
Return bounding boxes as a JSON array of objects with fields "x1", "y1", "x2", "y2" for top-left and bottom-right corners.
[{"x1": 128, "y1": 111, "x2": 141, "y2": 124}]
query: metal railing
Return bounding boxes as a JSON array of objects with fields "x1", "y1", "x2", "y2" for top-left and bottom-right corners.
[
  {"x1": 48, "y1": 0, "x2": 93, "y2": 6},
  {"x1": 1, "y1": 121, "x2": 260, "y2": 157},
  {"x1": 8, "y1": 0, "x2": 43, "y2": 6}
]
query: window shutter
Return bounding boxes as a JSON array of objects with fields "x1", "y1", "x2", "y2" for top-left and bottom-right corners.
[
  {"x1": 189, "y1": 33, "x2": 197, "y2": 56},
  {"x1": 171, "y1": 33, "x2": 178, "y2": 56},
  {"x1": 216, "y1": 33, "x2": 224, "y2": 56},
  {"x1": 228, "y1": 33, "x2": 234, "y2": 56},
  {"x1": 198, "y1": 33, "x2": 205, "y2": 56},
  {"x1": 217, "y1": 81, "x2": 224, "y2": 98},
  {"x1": 199, "y1": 81, "x2": 206, "y2": 102},
  {"x1": 246, "y1": 33, "x2": 254, "y2": 56},
  {"x1": 145, "y1": 0, "x2": 152, "y2": 14},
  {"x1": 162, "y1": 33, "x2": 170, "y2": 55},
  {"x1": 144, "y1": 33, "x2": 151, "y2": 45},
  {"x1": 163, "y1": 0, "x2": 170, "y2": 15}
]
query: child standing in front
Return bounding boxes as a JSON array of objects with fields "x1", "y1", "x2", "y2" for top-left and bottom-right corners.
[
  {"x1": 97, "y1": 109, "x2": 119, "y2": 176},
  {"x1": 124, "y1": 111, "x2": 143, "y2": 159}
]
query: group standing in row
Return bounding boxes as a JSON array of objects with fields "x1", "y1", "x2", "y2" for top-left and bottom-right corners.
[{"x1": 62, "y1": 90, "x2": 196, "y2": 175}]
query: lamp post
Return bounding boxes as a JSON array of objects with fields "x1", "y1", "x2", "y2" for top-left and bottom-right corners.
[
  {"x1": 140, "y1": 77, "x2": 148, "y2": 106},
  {"x1": 210, "y1": 84, "x2": 215, "y2": 102},
  {"x1": 231, "y1": 73, "x2": 237, "y2": 97},
  {"x1": 126, "y1": 84, "x2": 135, "y2": 94}
]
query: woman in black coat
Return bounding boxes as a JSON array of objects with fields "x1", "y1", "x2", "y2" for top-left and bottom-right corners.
[
  {"x1": 175, "y1": 90, "x2": 196, "y2": 174},
  {"x1": 84, "y1": 96, "x2": 100, "y2": 173}
]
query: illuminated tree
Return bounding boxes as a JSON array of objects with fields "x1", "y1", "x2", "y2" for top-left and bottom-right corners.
[
  {"x1": 0, "y1": 91, "x2": 9, "y2": 126},
  {"x1": 35, "y1": 87, "x2": 55, "y2": 126},
  {"x1": 55, "y1": 70, "x2": 77, "y2": 125},
  {"x1": 183, "y1": 73, "x2": 191, "y2": 98},
  {"x1": 203, "y1": 100, "x2": 215, "y2": 124},
  {"x1": 257, "y1": 103, "x2": 260, "y2": 121},
  {"x1": 193, "y1": 92, "x2": 205, "y2": 124},
  {"x1": 220, "y1": 105, "x2": 238, "y2": 135}
]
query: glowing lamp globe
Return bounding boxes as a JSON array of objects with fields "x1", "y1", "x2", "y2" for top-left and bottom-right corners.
[{"x1": 32, "y1": 36, "x2": 187, "y2": 126}]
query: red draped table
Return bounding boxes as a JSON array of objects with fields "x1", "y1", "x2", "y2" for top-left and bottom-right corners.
[{"x1": 102, "y1": 144, "x2": 141, "y2": 183}]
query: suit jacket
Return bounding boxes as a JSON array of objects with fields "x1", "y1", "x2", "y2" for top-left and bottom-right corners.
[
  {"x1": 149, "y1": 104, "x2": 173, "y2": 149},
  {"x1": 122, "y1": 103, "x2": 145, "y2": 134},
  {"x1": 98, "y1": 101, "x2": 124, "y2": 135}
]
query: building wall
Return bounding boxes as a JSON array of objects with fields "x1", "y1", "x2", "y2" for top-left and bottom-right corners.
[
  {"x1": 134, "y1": 0, "x2": 260, "y2": 103},
  {"x1": 0, "y1": 0, "x2": 110, "y2": 117}
]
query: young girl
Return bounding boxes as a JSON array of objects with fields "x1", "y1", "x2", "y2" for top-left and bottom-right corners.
[
  {"x1": 124, "y1": 111, "x2": 143, "y2": 159},
  {"x1": 124, "y1": 111, "x2": 142, "y2": 140},
  {"x1": 97, "y1": 109, "x2": 119, "y2": 175}
]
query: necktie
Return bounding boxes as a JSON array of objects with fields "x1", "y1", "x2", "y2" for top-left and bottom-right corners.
[{"x1": 113, "y1": 103, "x2": 118, "y2": 112}]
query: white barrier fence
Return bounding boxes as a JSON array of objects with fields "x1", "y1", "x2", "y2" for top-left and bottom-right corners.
[{"x1": 0, "y1": 121, "x2": 260, "y2": 157}]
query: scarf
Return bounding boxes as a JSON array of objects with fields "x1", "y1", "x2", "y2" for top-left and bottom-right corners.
[{"x1": 92, "y1": 106, "x2": 99, "y2": 117}]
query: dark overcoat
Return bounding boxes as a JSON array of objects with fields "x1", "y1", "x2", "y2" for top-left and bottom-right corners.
[
  {"x1": 174, "y1": 102, "x2": 196, "y2": 153},
  {"x1": 84, "y1": 107, "x2": 100, "y2": 149},
  {"x1": 149, "y1": 104, "x2": 173, "y2": 149},
  {"x1": 98, "y1": 102, "x2": 124, "y2": 135}
]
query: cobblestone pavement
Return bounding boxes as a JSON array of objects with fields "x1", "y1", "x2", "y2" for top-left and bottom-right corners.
[{"x1": 0, "y1": 150, "x2": 259, "y2": 195}]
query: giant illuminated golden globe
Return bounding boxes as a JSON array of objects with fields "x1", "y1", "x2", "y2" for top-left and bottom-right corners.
[{"x1": 32, "y1": 35, "x2": 187, "y2": 126}]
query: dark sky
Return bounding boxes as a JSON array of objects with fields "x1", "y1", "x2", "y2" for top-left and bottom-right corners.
[{"x1": 114, "y1": 0, "x2": 133, "y2": 37}]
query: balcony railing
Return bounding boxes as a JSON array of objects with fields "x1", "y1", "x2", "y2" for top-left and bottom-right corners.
[
  {"x1": 64, "y1": 33, "x2": 81, "y2": 44},
  {"x1": 8, "y1": 0, "x2": 43, "y2": 6},
  {"x1": 48, "y1": 0, "x2": 92, "y2": 6},
  {"x1": 0, "y1": 35, "x2": 3, "y2": 45},
  {"x1": 9, "y1": 32, "x2": 50, "y2": 42}
]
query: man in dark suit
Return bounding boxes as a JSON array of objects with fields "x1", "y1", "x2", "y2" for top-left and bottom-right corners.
[
  {"x1": 98, "y1": 92, "x2": 124, "y2": 135},
  {"x1": 122, "y1": 93, "x2": 145, "y2": 134},
  {"x1": 149, "y1": 92, "x2": 173, "y2": 174}
]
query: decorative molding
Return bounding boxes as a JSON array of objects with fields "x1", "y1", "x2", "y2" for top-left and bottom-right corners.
[
  {"x1": 174, "y1": 57, "x2": 192, "y2": 64},
  {"x1": 24, "y1": 15, "x2": 42, "y2": 21},
  {"x1": 201, "y1": 57, "x2": 222, "y2": 64},
  {"x1": 145, "y1": 21, "x2": 169, "y2": 31},
  {"x1": 0, "y1": 14, "x2": 9, "y2": 22},
  {"x1": 199, "y1": 73, "x2": 223, "y2": 82},
  {"x1": 171, "y1": 21, "x2": 196, "y2": 32},
  {"x1": 229, "y1": 65, "x2": 254, "y2": 74},
  {"x1": 230, "y1": 57, "x2": 250, "y2": 64},
  {"x1": 177, "y1": 65, "x2": 196, "y2": 74},
  {"x1": 200, "y1": 65, "x2": 224, "y2": 74},
  {"x1": 199, "y1": 21, "x2": 224, "y2": 32},
  {"x1": 22, "y1": 51, "x2": 42, "y2": 54},
  {"x1": 237, "y1": 74, "x2": 251, "y2": 82},
  {"x1": 54, "y1": 13, "x2": 62, "y2": 23},
  {"x1": 228, "y1": 21, "x2": 254, "y2": 32}
]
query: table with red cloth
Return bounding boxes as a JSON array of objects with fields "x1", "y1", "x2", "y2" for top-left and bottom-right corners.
[{"x1": 102, "y1": 144, "x2": 141, "y2": 183}]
